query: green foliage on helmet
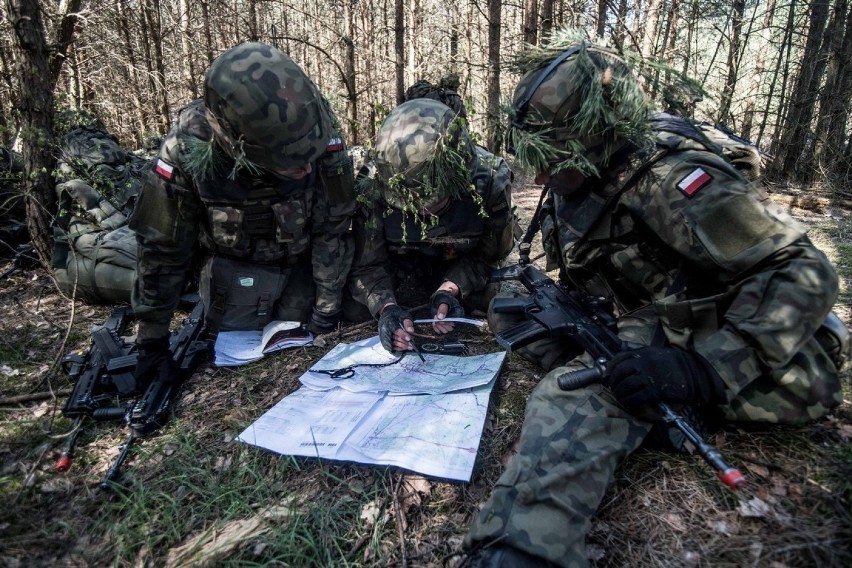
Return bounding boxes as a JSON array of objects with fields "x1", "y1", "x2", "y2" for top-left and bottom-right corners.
[
  {"x1": 370, "y1": 99, "x2": 473, "y2": 212},
  {"x1": 202, "y1": 42, "x2": 333, "y2": 174},
  {"x1": 54, "y1": 108, "x2": 106, "y2": 138},
  {"x1": 58, "y1": 126, "x2": 133, "y2": 204},
  {"x1": 506, "y1": 30, "x2": 651, "y2": 177}
]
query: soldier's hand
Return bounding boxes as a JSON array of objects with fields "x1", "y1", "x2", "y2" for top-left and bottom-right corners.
[
  {"x1": 605, "y1": 346, "x2": 726, "y2": 408},
  {"x1": 135, "y1": 336, "x2": 177, "y2": 391},
  {"x1": 430, "y1": 290, "x2": 464, "y2": 334},
  {"x1": 378, "y1": 304, "x2": 415, "y2": 353},
  {"x1": 307, "y1": 308, "x2": 342, "y2": 335}
]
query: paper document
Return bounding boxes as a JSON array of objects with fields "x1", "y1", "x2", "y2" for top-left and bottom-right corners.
[
  {"x1": 301, "y1": 336, "x2": 505, "y2": 394},
  {"x1": 413, "y1": 317, "x2": 485, "y2": 327},
  {"x1": 214, "y1": 320, "x2": 312, "y2": 366},
  {"x1": 237, "y1": 378, "x2": 499, "y2": 481}
]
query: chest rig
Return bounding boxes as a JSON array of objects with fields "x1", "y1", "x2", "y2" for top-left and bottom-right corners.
[
  {"x1": 382, "y1": 197, "x2": 486, "y2": 260},
  {"x1": 193, "y1": 170, "x2": 314, "y2": 264}
]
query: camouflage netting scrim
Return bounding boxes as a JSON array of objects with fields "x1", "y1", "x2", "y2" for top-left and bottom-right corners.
[{"x1": 369, "y1": 98, "x2": 475, "y2": 214}]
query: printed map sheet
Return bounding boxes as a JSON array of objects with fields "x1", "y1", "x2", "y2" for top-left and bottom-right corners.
[{"x1": 237, "y1": 339, "x2": 505, "y2": 481}]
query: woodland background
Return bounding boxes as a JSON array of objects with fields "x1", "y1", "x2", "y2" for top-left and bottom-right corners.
[
  {"x1": 1, "y1": 1, "x2": 851, "y2": 567},
  {"x1": 3, "y1": 0, "x2": 852, "y2": 261}
]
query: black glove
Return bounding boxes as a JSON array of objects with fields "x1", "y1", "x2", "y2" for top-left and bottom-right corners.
[
  {"x1": 135, "y1": 336, "x2": 177, "y2": 391},
  {"x1": 307, "y1": 308, "x2": 342, "y2": 335},
  {"x1": 430, "y1": 290, "x2": 465, "y2": 319},
  {"x1": 378, "y1": 304, "x2": 413, "y2": 352},
  {"x1": 605, "y1": 346, "x2": 726, "y2": 408}
]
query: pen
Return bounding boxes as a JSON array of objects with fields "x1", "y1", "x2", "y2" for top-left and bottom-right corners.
[{"x1": 400, "y1": 321, "x2": 425, "y2": 362}]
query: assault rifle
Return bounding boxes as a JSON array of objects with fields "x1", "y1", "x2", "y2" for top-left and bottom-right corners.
[
  {"x1": 57, "y1": 302, "x2": 211, "y2": 488},
  {"x1": 491, "y1": 264, "x2": 745, "y2": 490},
  {"x1": 0, "y1": 244, "x2": 39, "y2": 279}
]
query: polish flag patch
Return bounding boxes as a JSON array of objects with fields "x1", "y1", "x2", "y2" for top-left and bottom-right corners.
[
  {"x1": 154, "y1": 159, "x2": 175, "y2": 180},
  {"x1": 326, "y1": 137, "x2": 344, "y2": 152},
  {"x1": 677, "y1": 167, "x2": 712, "y2": 197}
]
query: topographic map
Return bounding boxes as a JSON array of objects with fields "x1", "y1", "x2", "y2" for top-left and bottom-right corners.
[{"x1": 238, "y1": 338, "x2": 505, "y2": 481}]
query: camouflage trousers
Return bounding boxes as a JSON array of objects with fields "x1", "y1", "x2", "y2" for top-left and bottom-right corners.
[{"x1": 464, "y1": 373, "x2": 652, "y2": 567}]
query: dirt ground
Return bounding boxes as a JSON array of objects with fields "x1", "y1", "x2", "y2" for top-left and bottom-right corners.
[{"x1": 0, "y1": 181, "x2": 850, "y2": 567}]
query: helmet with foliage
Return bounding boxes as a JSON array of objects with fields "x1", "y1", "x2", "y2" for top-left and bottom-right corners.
[
  {"x1": 372, "y1": 98, "x2": 474, "y2": 212},
  {"x1": 507, "y1": 30, "x2": 651, "y2": 178},
  {"x1": 55, "y1": 108, "x2": 106, "y2": 138},
  {"x1": 58, "y1": 126, "x2": 136, "y2": 205},
  {"x1": 203, "y1": 42, "x2": 333, "y2": 172}
]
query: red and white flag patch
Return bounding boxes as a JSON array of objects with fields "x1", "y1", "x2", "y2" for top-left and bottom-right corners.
[
  {"x1": 154, "y1": 159, "x2": 175, "y2": 180},
  {"x1": 677, "y1": 167, "x2": 712, "y2": 197},
  {"x1": 326, "y1": 137, "x2": 344, "y2": 152}
]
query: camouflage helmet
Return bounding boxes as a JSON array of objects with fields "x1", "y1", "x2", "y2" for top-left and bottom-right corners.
[
  {"x1": 55, "y1": 109, "x2": 106, "y2": 138},
  {"x1": 507, "y1": 34, "x2": 650, "y2": 177},
  {"x1": 373, "y1": 98, "x2": 473, "y2": 211},
  {"x1": 203, "y1": 42, "x2": 333, "y2": 171},
  {"x1": 58, "y1": 127, "x2": 133, "y2": 202}
]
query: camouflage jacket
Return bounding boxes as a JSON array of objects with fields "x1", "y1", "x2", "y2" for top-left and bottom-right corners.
[
  {"x1": 130, "y1": 100, "x2": 355, "y2": 340},
  {"x1": 349, "y1": 147, "x2": 515, "y2": 316},
  {"x1": 541, "y1": 118, "x2": 841, "y2": 422}
]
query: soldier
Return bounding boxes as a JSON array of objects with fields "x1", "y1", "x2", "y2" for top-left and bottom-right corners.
[
  {"x1": 130, "y1": 43, "x2": 355, "y2": 384},
  {"x1": 52, "y1": 113, "x2": 148, "y2": 303},
  {"x1": 347, "y1": 99, "x2": 516, "y2": 353},
  {"x1": 462, "y1": 35, "x2": 846, "y2": 567}
]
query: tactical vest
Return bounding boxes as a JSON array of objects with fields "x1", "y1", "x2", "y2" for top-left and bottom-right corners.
[
  {"x1": 382, "y1": 197, "x2": 487, "y2": 260},
  {"x1": 193, "y1": 169, "x2": 315, "y2": 264}
]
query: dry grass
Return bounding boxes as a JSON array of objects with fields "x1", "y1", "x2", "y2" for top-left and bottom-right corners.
[{"x1": 0, "y1": 179, "x2": 850, "y2": 567}]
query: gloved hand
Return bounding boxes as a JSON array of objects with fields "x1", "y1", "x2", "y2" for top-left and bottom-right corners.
[
  {"x1": 430, "y1": 290, "x2": 465, "y2": 319},
  {"x1": 378, "y1": 304, "x2": 414, "y2": 352},
  {"x1": 605, "y1": 346, "x2": 726, "y2": 408},
  {"x1": 307, "y1": 308, "x2": 342, "y2": 335},
  {"x1": 135, "y1": 336, "x2": 177, "y2": 391}
]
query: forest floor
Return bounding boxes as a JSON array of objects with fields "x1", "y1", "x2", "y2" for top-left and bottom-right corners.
[{"x1": 0, "y1": 179, "x2": 850, "y2": 567}]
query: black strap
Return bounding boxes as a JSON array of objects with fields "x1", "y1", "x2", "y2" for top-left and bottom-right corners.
[
  {"x1": 518, "y1": 187, "x2": 550, "y2": 266},
  {"x1": 309, "y1": 353, "x2": 407, "y2": 380}
]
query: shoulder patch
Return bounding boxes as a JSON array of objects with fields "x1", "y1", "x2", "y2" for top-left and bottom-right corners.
[
  {"x1": 677, "y1": 167, "x2": 712, "y2": 197},
  {"x1": 153, "y1": 158, "x2": 175, "y2": 181},
  {"x1": 326, "y1": 137, "x2": 344, "y2": 152}
]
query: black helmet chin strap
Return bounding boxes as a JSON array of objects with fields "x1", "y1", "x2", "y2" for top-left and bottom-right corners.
[{"x1": 511, "y1": 41, "x2": 589, "y2": 130}]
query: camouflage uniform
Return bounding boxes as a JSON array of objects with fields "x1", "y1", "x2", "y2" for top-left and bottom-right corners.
[
  {"x1": 52, "y1": 126, "x2": 147, "y2": 304},
  {"x1": 130, "y1": 43, "x2": 355, "y2": 340},
  {"x1": 347, "y1": 100, "x2": 516, "y2": 318},
  {"x1": 466, "y1": 40, "x2": 843, "y2": 567}
]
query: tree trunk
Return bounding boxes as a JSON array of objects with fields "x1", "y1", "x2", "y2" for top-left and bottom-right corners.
[
  {"x1": 523, "y1": 0, "x2": 537, "y2": 45},
  {"x1": 813, "y1": 0, "x2": 852, "y2": 180},
  {"x1": 717, "y1": 0, "x2": 745, "y2": 124},
  {"x1": 741, "y1": 0, "x2": 776, "y2": 141},
  {"x1": 596, "y1": 0, "x2": 607, "y2": 39},
  {"x1": 540, "y1": 0, "x2": 554, "y2": 39},
  {"x1": 395, "y1": 0, "x2": 405, "y2": 104},
  {"x1": 4, "y1": 0, "x2": 57, "y2": 264},
  {"x1": 486, "y1": 0, "x2": 502, "y2": 149},
  {"x1": 773, "y1": 0, "x2": 831, "y2": 180},
  {"x1": 343, "y1": 0, "x2": 359, "y2": 144}
]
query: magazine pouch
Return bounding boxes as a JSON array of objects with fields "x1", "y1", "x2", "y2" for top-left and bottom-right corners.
[{"x1": 201, "y1": 255, "x2": 290, "y2": 331}]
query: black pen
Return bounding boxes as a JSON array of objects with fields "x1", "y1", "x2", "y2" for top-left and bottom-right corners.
[{"x1": 400, "y1": 321, "x2": 425, "y2": 362}]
